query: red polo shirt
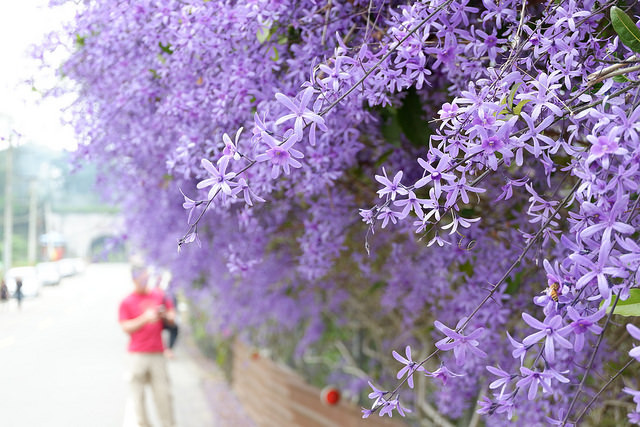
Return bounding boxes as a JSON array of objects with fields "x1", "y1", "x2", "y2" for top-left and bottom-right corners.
[{"x1": 118, "y1": 288, "x2": 173, "y2": 353}]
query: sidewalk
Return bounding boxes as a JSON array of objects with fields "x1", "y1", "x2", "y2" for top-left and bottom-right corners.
[{"x1": 123, "y1": 321, "x2": 255, "y2": 427}]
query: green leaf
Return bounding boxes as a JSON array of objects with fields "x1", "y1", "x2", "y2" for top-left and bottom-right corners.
[
  {"x1": 396, "y1": 87, "x2": 431, "y2": 147},
  {"x1": 375, "y1": 149, "x2": 394, "y2": 168},
  {"x1": 367, "y1": 281, "x2": 386, "y2": 295},
  {"x1": 601, "y1": 289, "x2": 640, "y2": 316},
  {"x1": 611, "y1": 6, "x2": 640, "y2": 54},
  {"x1": 379, "y1": 107, "x2": 402, "y2": 146},
  {"x1": 269, "y1": 46, "x2": 279, "y2": 61},
  {"x1": 459, "y1": 260, "x2": 474, "y2": 277},
  {"x1": 505, "y1": 270, "x2": 525, "y2": 295},
  {"x1": 75, "y1": 34, "x2": 85, "y2": 47},
  {"x1": 256, "y1": 25, "x2": 270, "y2": 43},
  {"x1": 507, "y1": 82, "x2": 522, "y2": 111},
  {"x1": 158, "y1": 42, "x2": 174, "y2": 55},
  {"x1": 513, "y1": 99, "x2": 531, "y2": 116},
  {"x1": 613, "y1": 75, "x2": 631, "y2": 83}
]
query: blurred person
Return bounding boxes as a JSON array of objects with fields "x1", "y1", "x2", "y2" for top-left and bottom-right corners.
[
  {"x1": 0, "y1": 279, "x2": 7, "y2": 310},
  {"x1": 119, "y1": 263, "x2": 176, "y2": 427},
  {"x1": 15, "y1": 278, "x2": 23, "y2": 309}
]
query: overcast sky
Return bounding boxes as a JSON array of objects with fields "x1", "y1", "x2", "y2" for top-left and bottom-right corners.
[{"x1": 0, "y1": 1, "x2": 77, "y2": 151}]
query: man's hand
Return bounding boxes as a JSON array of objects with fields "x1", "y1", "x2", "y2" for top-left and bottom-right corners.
[
  {"x1": 160, "y1": 306, "x2": 176, "y2": 326},
  {"x1": 120, "y1": 307, "x2": 160, "y2": 334},
  {"x1": 142, "y1": 307, "x2": 160, "y2": 324}
]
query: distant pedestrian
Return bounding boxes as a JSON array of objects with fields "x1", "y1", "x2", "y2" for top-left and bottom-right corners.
[
  {"x1": 15, "y1": 278, "x2": 23, "y2": 309},
  {"x1": 0, "y1": 279, "x2": 8, "y2": 310},
  {"x1": 119, "y1": 263, "x2": 176, "y2": 427}
]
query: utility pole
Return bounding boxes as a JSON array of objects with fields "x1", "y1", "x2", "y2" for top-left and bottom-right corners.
[
  {"x1": 3, "y1": 141, "x2": 13, "y2": 273},
  {"x1": 44, "y1": 201, "x2": 53, "y2": 261},
  {"x1": 27, "y1": 179, "x2": 37, "y2": 264}
]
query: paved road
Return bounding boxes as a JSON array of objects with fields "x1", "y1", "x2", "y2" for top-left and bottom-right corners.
[
  {"x1": 0, "y1": 263, "x2": 129, "y2": 426},
  {"x1": 0, "y1": 263, "x2": 235, "y2": 427}
]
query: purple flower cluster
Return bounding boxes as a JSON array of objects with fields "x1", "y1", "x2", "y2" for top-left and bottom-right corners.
[{"x1": 45, "y1": 0, "x2": 640, "y2": 424}]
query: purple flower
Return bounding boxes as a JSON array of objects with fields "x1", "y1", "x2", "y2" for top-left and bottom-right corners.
[
  {"x1": 231, "y1": 177, "x2": 265, "y2": 206},
  {"x1": 623, "y1": 386, "x2": 640, "y2": 410},
  {"x1": 468, "y1": 116, "x2": 517, "y2": 170},
  {"x1": 521, "y1": 313, "x2": 572, "y2": 362},
  {"x1": 218, "y1": 127, "x2": 243, "y2": 164},
  {"x1": 359, "y1": 208, "x2": 374, "y2": 225},
  {"x1": 434, "y1": 318, "x2": 487, "y2": 365},
  {"x1": 425, "y1": 364, "x2": 463, "y2": 385},
  {"x1": 495, "y1": 177, "x2": 528, "y2": 202},
  {"x1": 255, "y1": 131, "x2": 304, "y2": 179},
  {"x1": 442, "y1": 173, "x2": 486, "y2": 208},
  {"x1": 516, "y1": 366, "x2": 569, "y2": 400},
  {"x1": 414, "y1": 154, "x2": 455, "y2": 198},
  {"x1": 394, "y1": 190, "x2": 433, "y2": 219},
  {"x1": 546, "y1": 409, "x2": 575, "y2": 426},
  {"x1": 274, "y1": 87, "x2": 326, "y2": 142},
  {"x1": 516, "y1": 71, "x2": 564, "y2": 120},
  {"x1": 196, "y1": 158, "x2": 236, "y2": 199},
  {"x1": 476, "y1": 395, "x2": 495, "y2": 416},
  {"x1": 438, "y1": 102, "x2": 459, "y2": 120},
  {"x1": 506, "y1": 332, "x2": 526, "y2": 364},
  {"x1": 566, "y1": 306, "x2": 605, "y2": 352},
  {"x1": 493, "y1": 393, "x2": 516, "y2": 420},
  {"x1": 378, "y1": 402, "x2": 395, "y2": 418},
  {"x1": 392, "y1": 345, "x2": 425, "y2": 389},
  {"x1": 476, "y1": 393, "x2": 516, "y2": 419},
  {"x1": 570, "y1": 252, "x2": 627, "y2": 300},
  {"x1": 180, "y1": 188, "x2": 198, "y2": 224},
  {"x1": 627, "y1": 324, "x2": 640, "y2": 362},
  {"x1": 441, "y1": 213, "x2": 480, "y2": 235},
  {"x1": 586, "y1": 129, "x2": 628, "y2": 168},
  {"x1": 317, "y1": 59, "x2": 351, "y2": 92},
  {"x1": 378, "y1": 398, "x2": 410, "y2": 417},
  {"x1": 426, "y1": 231, "x2": 450, "y2": 247},
  {"x1": 518, "y1": 112, "x2": 556, "y2": 159},
  {"x1": 377, "y1": 207, "x2": 402, "y2": 228},
  {"x1": 180, "y1": 230, "x2": 201, "y2": 248},
  {"x1": 375, "y1": 168, "x2": 408, "y2": 201},
  {"x1": 579, "y1": 195, "x2": 634, "y2": 260},
  {"x1": 612, "y1": 104, "x2": 640, "y2": 142},
  {"x1": 486, "y1": 365, "x2": 513, "y2": 396},
  {"x1": 366, "y1": 381, "x2": 387, "y2": 409}
]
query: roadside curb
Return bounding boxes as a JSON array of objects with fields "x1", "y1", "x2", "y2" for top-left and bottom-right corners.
[{"x1": 178, "y1": 315, "x2": 256, "y2": 426}]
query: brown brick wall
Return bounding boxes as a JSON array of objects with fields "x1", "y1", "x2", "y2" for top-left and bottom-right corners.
[{"x1": 231, "y1": 341, "x2": 403, "y2": 427}]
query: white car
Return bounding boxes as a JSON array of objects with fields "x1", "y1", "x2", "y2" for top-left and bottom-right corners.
[
  {"x1": 5, "y1": 266, "x2": 42, "y2": 298},
  {"x1": 36, "y1": 262, "x2": 62, "y2": 286},
  {"x1": 70, "y1": 258, "x2": 87, "y2": 274},
  {"x1": 56, "y1": 258, "x2": 77, "y2": 277}
]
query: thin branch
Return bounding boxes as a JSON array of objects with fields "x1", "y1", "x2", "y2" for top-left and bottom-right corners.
[
  {"x1": 562, "y1": 291, "x2": 622, "y2": 425},
  {"x1": 572, "y1": 358, "x2": 635, "y2": 425},
  {"x1": 319, "y1": 0, "x2": 453, "y2": 117},
  {"x1": 179, "y1": 1, "x2": 454, "y2": 247},
  {"x1": 457, "y1": 181, "x2": 580, "y2": 334},
  {"x1": 587, "y1": 64, "x2": 640, "y2": 87},
  {"x1": 386, "y1": 180, "x2": 580, "y2": 395}
]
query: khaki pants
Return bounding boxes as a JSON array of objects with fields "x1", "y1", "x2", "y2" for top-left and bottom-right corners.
[{"x1": 129, "y1": 353, "x2": 176, "y2": 427}]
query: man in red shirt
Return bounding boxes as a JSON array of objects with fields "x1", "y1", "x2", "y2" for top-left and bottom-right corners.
[{"x1": 119, "y1": 264, "x2": 176, "y2": 427}]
